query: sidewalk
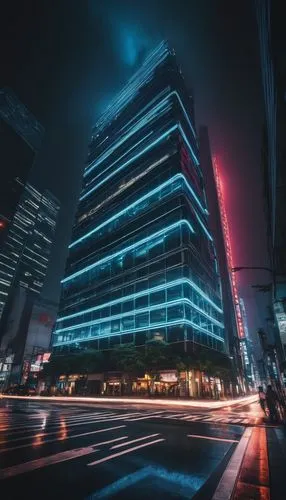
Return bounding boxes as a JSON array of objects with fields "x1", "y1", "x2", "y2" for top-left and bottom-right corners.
[{"x1": 231, "y1": 424, "x2": 286, "y2": 500}]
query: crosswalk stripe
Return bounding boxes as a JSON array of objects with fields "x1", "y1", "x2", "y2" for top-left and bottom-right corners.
[
  {"x1": 87, "y1": 438, "x2": 165, "y2": 467},
  {"x1": 0, "y1": 418, "x2": 127, "y2": 445},
  {"x1": 0, "y1": 425, "x2": 127, "y2": 453},
  {"x1": 0, "y1": 412, "x2": 117, "y2": 433}
]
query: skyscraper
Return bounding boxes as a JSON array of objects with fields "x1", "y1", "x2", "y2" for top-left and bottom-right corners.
[
  {"x1": 53, "y1": 42, "x2": 225, "y2": 363},
  {"x1": 199, "y1": 127, "x2": 244, "y2": 393},
  {"x1": 0, "y1": 183, "x2": 60, "y2": 322},
  {"x1": 0, "y1": 184, "x2": 60, "y2": 385},
  {"x1": 0, "y1": 88, "x2": 44, "y2": 247}
]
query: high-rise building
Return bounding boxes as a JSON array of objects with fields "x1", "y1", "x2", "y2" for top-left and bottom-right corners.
[
  {"x1": 0, "y1": 88, "x2": 44, "y2": 247},
  {"x1": 0, "y1": 183, "x2": 60, "y2": 322},
  {"x1": 53, "y1": 42, "x2": 226, "y2": 365},
  {"x1": 256, "y1": 0, "x2": 286, "y2": 365},
  {"x1": 0, "y1": 184, "x2": 59, "y2": 386},
  {"x1": 199, "y1": 127, "x2": 244, "y2": 393}
]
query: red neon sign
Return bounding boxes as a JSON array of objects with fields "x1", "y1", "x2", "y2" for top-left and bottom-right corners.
[{"x1": 213, "y1": 156, "x2": 245, "y2": 339}]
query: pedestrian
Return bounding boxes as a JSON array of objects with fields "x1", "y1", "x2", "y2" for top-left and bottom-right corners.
[
  {"x1": 258, "y1": 386, "x2": 267, "y2": 415},
  {"x1": 266, "y1": 384, "x2": 279, "y2": 422}
]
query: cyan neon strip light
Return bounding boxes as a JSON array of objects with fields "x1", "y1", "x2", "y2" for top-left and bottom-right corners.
[
  {"x1": 80, "y1": 122, "x2": 200, "y2": 202},
  {"x1": 62, "y1": 219, "x2": 194, "y2": 284},
  {"x1": 85, "y1": 98, "x2": 171, "y2": 177},
  {"x1": 80, "y1": 125, "x2": 177, "y2": 201},
  {"x1": 85, "y1": 90, "x2": 197, "y2": 177},
  {"x1": 70, "y1": 174, "x2": 209, "y2": 249},
  {"x1": 94, "y1": 42, "x2": 169, "y2": 133},
  {"x1": 86, "y1": 128, "x2": 156, "y2": 193},
  {"x1": 53, "y1": 318, "x2": 224, "y2": 347},
  {"x1": 54, "y1": 297, "x2": 224, "y2": 336},
  {"x1": 57, "y1": 278, "x2": 223, "y2": 324},
  {"x1": 78, "y1": 153, "x2": 171, "y2": 226}
]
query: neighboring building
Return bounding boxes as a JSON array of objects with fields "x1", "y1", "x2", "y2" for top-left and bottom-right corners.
[
  {"x1": 256, "y1": 0, "x2": 286, "y2": 366},
  {"x1": 0, "y1": 183, "x2": 60, "y2": 322},
  {"x1": 53, "y1": 42, "x2": 226, "y2": 371},
  {"x1": 0, "y1": 185, "x2": 60, "y2": 385},
  {"x1": 199, "y1": 127, "x2": 244, "y2": 392},
  {"x1": 239, "y1": 298, "x2": 256, "y2": 387},
  {"x1": 0, "y1": 88, "x2": 44, "y2": 248},
  {"x1": 0, "y1": 293, "x2": 57, "y2": 386}
]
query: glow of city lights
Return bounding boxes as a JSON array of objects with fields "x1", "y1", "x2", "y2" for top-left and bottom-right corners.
[{"x1": 1, "y1": 394, "x2": 258, "y2": 409}]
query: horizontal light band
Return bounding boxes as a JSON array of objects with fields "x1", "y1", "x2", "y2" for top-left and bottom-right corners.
[
  {"x1": 54, "y1": 297, "x2": 224, "y2": 336},
  {"x1": 57, "y1": 277, "x2": 222, "y2": 325},
  {"x1": 70, "y1": 174, "x2": 209, "y2": 249},
  {"x1": 92, "y1": 42, "x2": 169, "y2": 134},
  {"x1": 53, "y1": 318, "x2": 224, "y2": 347},
  {"x1": 80, "y1": 125, "x2": 178, "y2": 201},
  {"x1": 62, "y1": 219, "x2": 195, "y2": 284},
  {"x1": 85, "y1": 89, "x2": 198, "y2": 177}
]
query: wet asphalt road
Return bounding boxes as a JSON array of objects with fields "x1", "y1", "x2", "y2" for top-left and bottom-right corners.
[{"x1": 0, "y1": 398, "x2": 262, "y2": 499}]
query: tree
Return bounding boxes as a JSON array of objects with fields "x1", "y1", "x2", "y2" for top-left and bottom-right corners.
[
  {"x1": 110, "y1": 344, "x2": 145, "y2": 394},
  {"x1": 143, "y1": 339, "x2": 169, "y2": 394}
]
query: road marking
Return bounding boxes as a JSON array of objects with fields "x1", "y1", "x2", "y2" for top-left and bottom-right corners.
[
  {"x1": 163, "y1": 413, "x2": 189, "y2": 418},
  {"x1": 0, "y1": 446, "x2": 97, "y2": 480},
  {"x1": 0, "y1": 425, "x2": 127, "y2": 453},
  {"x1": 111, "y1": 433, "x2": 160, "y2": 449},
  {"x1": 88, "y1": 438, "x2": 165, "y2": 467},
  {"x1": 212, "y1": 427, "x2": 253, "y2": 500},
  {"x1": 2, "y1": 413, "x2": 118, "y2": 434},
  {"x1": 187, "y1": 434, "x2": 239, "y2": 443},
  {"x1": 0, "y1": 412, "x2": 117, "y2": 433},
  {"x1": 126, "y1": 411, "x2": 165, "y2": 421}
]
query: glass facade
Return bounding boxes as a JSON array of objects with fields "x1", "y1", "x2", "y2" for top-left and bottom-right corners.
[
  {"x1": 0, "y1": 183, "x2": 60, "y2": 319},
  {"x1": 53, "y1": 42, "x2": 225, "y2": 354}
]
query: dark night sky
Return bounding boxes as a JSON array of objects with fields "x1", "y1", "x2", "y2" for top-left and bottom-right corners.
[{"x1": 1, "y1": 1, "x2": 270, "y2": 342}]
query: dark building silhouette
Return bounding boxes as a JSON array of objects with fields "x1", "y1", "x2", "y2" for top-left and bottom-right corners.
[{"x1": 0, "y1": 88, "x2": 44, "y2": 247}]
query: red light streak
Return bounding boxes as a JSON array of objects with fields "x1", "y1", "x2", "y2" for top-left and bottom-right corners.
[{"x1": 213, "y1": 157, "x2": 245, "y2": 339}]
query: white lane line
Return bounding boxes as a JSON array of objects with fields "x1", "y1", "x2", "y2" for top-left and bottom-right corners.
[
  {"x1": 187, "y1": 434, "x2": 239, "y2": 443},
  {"x1": 180, "y1": 415, "x2": 200, "y2": 421},
  {"x1": 126, "y1": 411, "x2": 165, "y2": 421},
  {"x1": 0, "y1": 425, "x2": 127, "y2": 453},
  {"x1": 111, "y1": 433, "x2": 160, "y2": 449},
  {"x1": 0, "y1": 446, "x2": 97, "y2": 480},
  {"x1": 212, "y1": 427, "x2": 253, "y2": 500},
  {"x1": 184, "y1": 416, "x2": 203, "y2": 421},
  {"x1": 0, "y1": 435, "x2": 130, "y2": 480},
  {"x1": 88, "y1": 438, "x2": 165, "y2": 467},
  {"x1": 163, "y1": 413, "x2": 190, "y2": 418}
]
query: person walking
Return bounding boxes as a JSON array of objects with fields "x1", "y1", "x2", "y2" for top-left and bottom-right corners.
[
  {"x1": 258, "y1": 386, "x2": 267, "y2": 415},
  {"x1": 266, "y1": 384, "x2": 279, "y2": 422}
]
